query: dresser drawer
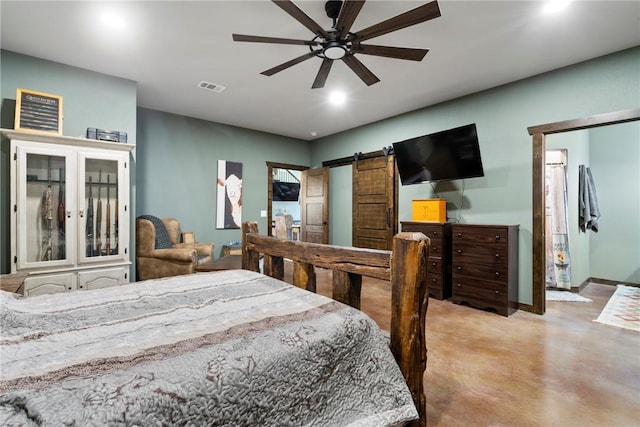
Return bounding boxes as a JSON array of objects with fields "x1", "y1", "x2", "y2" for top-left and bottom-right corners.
[
  {"x1": 427, "y1": 258, "x2": 444, "y2": 274},
  {"x1": 452, "y1": 242, "x2": 507, "y2": 264},
  {"x1": 452, "y1": 262, "x2": 508, "y2": 282},
  {"x1": 452, "y1": 226, "x2": 510, "y2": 244},
  {"x1": 451, "y1": 277, "x2": 508, "y2": 312}
]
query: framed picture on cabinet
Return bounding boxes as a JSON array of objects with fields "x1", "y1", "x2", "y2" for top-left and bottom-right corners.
[{"x1": 14, "y1": 88, "x2": 63, "y2": 135}]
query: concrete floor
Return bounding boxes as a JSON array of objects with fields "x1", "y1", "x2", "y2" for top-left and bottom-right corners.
[{"x1": 306, "y1": 266, "x2": 640, "y2": 427}]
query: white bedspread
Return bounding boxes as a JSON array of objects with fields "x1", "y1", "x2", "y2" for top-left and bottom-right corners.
[{"x1": 0, "y1": 270, "x2": 417, "y2": 426}]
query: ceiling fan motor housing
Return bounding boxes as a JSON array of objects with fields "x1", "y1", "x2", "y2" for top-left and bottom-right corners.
[{"x1": 325, "y1": 1, "x2": 343, "y2": 20}]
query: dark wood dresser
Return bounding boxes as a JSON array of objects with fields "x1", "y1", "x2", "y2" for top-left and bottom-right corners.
[
  {"x1": 450, "y1": 224, "x2": 519, "y2": 316},
  {"x1": 401, "y1": 221, "x2": 451, "y2": 300}
]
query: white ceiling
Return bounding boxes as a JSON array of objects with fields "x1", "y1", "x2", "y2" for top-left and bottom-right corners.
[{"x1": 2, "y1": 1, "x2": 639, "y2": 141}]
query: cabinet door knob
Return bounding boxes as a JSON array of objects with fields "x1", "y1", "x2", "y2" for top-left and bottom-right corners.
[
  {"x1": 79, "y1": 210, "x2": 84, "y2": 218},
  {"x1": 66, "y1": 210, "x2": 72, "y2": 218}
]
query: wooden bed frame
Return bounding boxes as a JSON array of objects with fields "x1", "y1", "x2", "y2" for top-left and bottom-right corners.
[{"x1": 241, "y1": 221, "x2": 430, "y2": 427}]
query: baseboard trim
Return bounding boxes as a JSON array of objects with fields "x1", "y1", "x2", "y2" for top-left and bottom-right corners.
[{"x1": 587, "y1": 277, "x2": 640, "y2": 288}]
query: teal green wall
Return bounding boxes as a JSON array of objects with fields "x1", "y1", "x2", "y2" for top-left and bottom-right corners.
[
  {"x1": 1, "y1": 50, "x2": 137, "y2": 274},
  {"x1": 136, "y1": 108, "x2": 310, "y2": 259},
  {"x1": 589, "y1": 122, "x2": 640, "y2": 283},
  {"x1": 310, "y1": 47, "x2": 640, "y2": 305}
]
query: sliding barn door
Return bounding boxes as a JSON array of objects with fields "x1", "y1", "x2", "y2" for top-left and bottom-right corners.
[
  {"x1": 300, "y1": 167, "x2": 329, "y2": 243},
  {"x1": 352, "y1": 156, "x2": 398, "y2": 249}
]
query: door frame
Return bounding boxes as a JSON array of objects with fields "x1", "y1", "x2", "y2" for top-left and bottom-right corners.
[
  {"x1": 266, "y1": 162, "x2": 309, "y2": 237},
  {"x1": 527, "y1": 108, "x2": 640, "y2": 315}
]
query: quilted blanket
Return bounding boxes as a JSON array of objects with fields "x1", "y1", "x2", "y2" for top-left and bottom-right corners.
[{"x1": 0, "y1": 270, "x2": 417, "y2": 426}]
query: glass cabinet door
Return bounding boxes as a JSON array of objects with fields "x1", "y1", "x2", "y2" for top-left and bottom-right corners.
[
  {"x1": 78, "y1": 152, "x2": 127, "y2": 263},
  {"x1": 16, "y1": 145, "x2": 74, "y2": 269}
]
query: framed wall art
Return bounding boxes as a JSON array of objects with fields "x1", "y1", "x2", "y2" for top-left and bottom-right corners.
[
  {"x1": 216, "y1": 160, "x2": 243, "y2": 229},
  {"x1": 14, "y1": 88, "x2": 63, "y2": 135}
]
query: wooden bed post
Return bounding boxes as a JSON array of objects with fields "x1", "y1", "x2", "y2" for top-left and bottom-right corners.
[
  {"x1": 389, "y1": 231, "x2": 430, "y2": 427},
  {"x1": 242, "y1": 221, "x2": 260, "y2": 272}
]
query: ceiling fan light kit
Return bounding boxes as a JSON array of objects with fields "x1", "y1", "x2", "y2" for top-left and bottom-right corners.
[{"x1": 232, "y1": 0, "x2": 441, "y2": 89}]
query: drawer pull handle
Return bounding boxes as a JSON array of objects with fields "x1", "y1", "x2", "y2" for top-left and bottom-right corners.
[
  {"x1": 432, "y1": 247, "x2": 438, "y2": 252},
  {"x1": 495, "y1": 254, "x2": 500, "y2": 258},
  {"x1": 432, "y1": 262, "x2": 437, "y2": 266},
  {"x1": 495, "y1": 290, "x2": 500, "y2": 294},
  {"x1": 457, "y1": 249, "x2": 462, "y2": 254},
  {"x1": 495, "y1": 235, "x2": 501, "y2": 240},
  {"x1": 432, "y1": 278, "x2": 437, "y2": 283},
  {"x1": 495, "y1": 272, "x2": 500, "y2": 276},
  {"x1": 457, "y1": 233, "x2": 462, "y2": 237},
  {"x1": 432, "y1": 231, "x2": 438, "y2": 236},
  {"x1": 457, "y1": 266, "x2": 462, "y2": 271},
  {"x1": 457, "y1": 283, "x2": 462, "y2": 287}
]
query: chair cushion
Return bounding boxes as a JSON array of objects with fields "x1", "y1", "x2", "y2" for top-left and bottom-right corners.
[{"x1": 137, "y1": 215, "x2": 173, "y2": 249}]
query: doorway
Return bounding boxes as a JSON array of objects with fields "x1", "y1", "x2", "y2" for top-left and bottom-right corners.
[
  {"x1": 528, "y1": 108, "x2": 640, "y2": 314},
  {"x1": 266, "y1": 162, "x2": 308, "y2": 238},
  {"x1": 266, "y1": 162, "x2": 329, "y2": 243}
]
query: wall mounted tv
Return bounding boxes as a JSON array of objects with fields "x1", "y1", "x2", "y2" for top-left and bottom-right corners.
[
  {"x1": 272, "y1": 181, "x2": 300, "y2": 201},
  {"x1": 393, "y1": 123, "x2": 484, "y2": 185}
]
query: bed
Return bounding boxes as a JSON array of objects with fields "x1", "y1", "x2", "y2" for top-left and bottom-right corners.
[{"x1": 0, "y1": 221, "x2": 429, "y2": 426}]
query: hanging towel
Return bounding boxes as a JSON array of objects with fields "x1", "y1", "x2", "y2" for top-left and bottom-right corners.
[{"x1": 579, "y1": 165, "x2": 601, "y2": 232}]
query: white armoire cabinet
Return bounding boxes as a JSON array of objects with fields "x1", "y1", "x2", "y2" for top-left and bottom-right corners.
[{"x1": 2, "y1": 129, "x2": 134, "y2": 296}]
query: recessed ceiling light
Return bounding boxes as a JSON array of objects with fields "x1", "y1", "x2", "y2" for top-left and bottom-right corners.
[
  {"x1": 328, "y1": 91, "x2": 346, "y2": 105},
  {"x1": 101, "y1": 11, "x2": 125, "y2": 29},
  {"x1": 543, "y1": 0, "x2": 570, "y2": 14}
]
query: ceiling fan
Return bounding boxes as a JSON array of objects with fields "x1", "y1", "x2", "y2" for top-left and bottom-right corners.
[{"x1": 232, "y1": 0, "x2": 441, "y2": 89}]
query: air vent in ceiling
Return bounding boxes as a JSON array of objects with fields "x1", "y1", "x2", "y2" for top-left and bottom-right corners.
[{"x1": 198, "y1": 80, "x2": 226, "y2": 93}]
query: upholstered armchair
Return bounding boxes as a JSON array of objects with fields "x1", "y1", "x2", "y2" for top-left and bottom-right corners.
[
  {"x1": 162, "y1": 217, "x2": 214, "y2": 265},
  {"x1": 136, "y1": 215, "x2": 199, "y2": 281}
]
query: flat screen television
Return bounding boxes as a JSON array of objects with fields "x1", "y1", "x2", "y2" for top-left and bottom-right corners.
[
  {"x1": 393, "y1": 123, "x2": 484, "y2": 185},
  {"x1": 272, "y1": 181, "x2": 300, "y2": 201}
]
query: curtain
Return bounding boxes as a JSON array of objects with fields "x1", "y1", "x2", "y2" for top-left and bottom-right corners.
[{"x1": 545, "y1": 163, "x2": 572, "y2": 289}]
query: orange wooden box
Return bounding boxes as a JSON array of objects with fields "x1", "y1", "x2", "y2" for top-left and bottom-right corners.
[{"x1": 412, "y1": 199, "x2": 446, "y2": 223}]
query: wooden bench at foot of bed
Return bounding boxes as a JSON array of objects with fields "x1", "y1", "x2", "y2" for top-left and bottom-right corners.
[{"x1": 241, "y1": 221, "x2": 430, "y2": 427}]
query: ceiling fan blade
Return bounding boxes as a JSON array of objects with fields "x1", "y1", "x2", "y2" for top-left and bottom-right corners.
[
  {"x1": 335, "y1": 0, "x2": 366, "y2": 39},
  {"x1": 233, "y1": 34, "x2": 318, "y2": 46},
  {"x1": 272, "y1": 0, "x2": 330, "y2": 39},
  {"x1": 260, "y1": 52, "x2": 317, "y2": 77},
  {"x1": 341, "y1": 54, "x2": 380, "y2": 86},
  {"x1": 351, "y1": 1, "x2": 441, "y2": 43},
  {"x1": 352, "y1": 44, "x2": 429, "y2": 61},
  {"x1": 312, "y1": 59, "x2": 334, "y2": 89}
]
